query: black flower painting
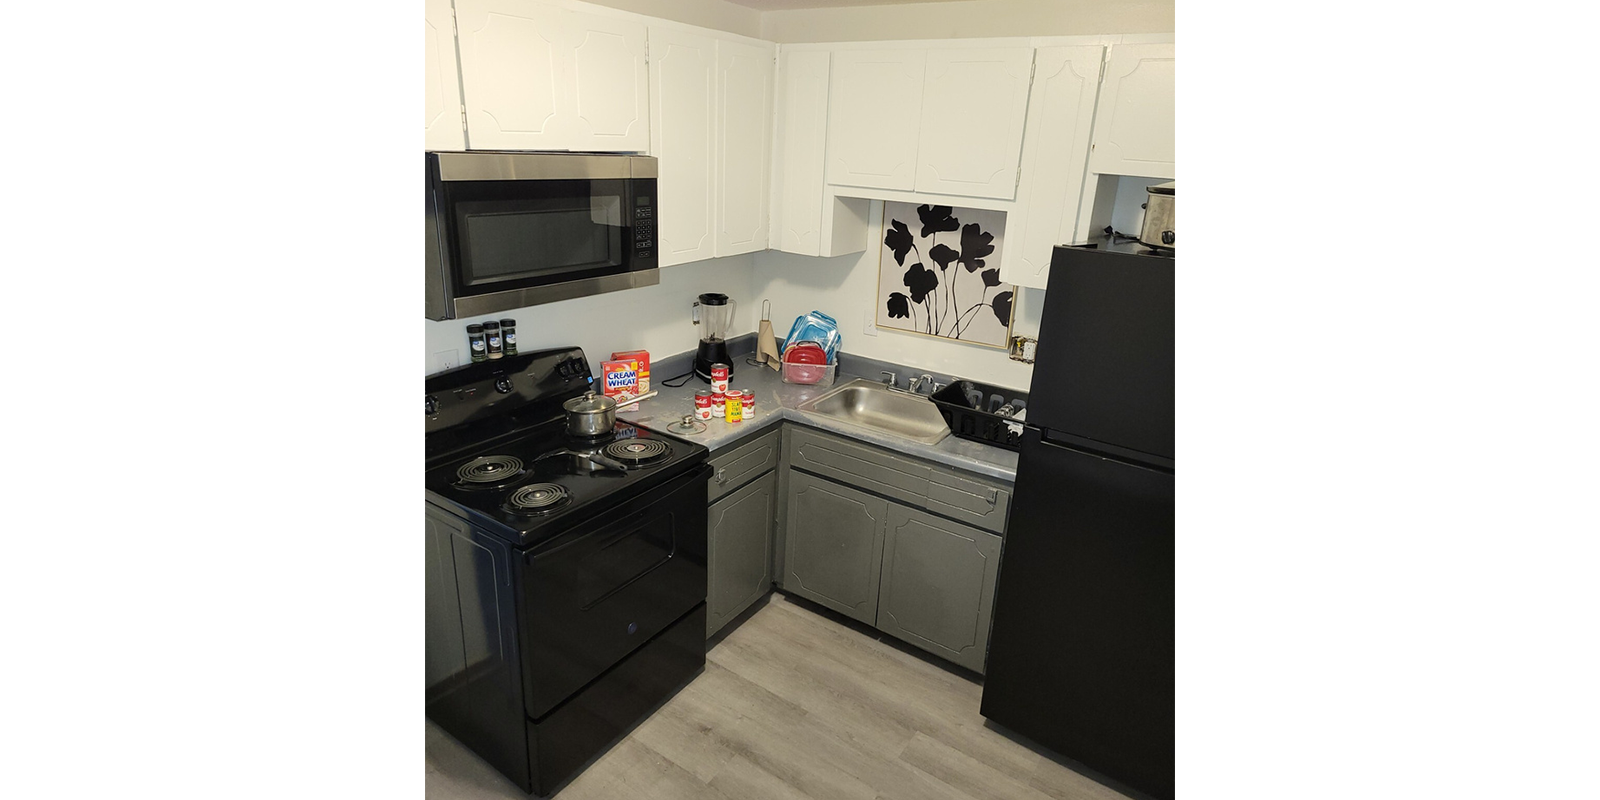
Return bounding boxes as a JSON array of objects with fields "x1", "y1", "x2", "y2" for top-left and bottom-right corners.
[{"x1": 876, "y1": 202, "x2": 1014, "y2": 348}]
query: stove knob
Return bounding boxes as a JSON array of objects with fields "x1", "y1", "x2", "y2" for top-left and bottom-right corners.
[
  {"x1": 494, "y1": 376, "x2": 515, "y2": 394},
  {"x1": 425, "y1": 395, "x2": 439, "y2": 415}
]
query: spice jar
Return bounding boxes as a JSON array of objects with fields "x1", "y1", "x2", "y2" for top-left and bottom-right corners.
[
  {"x1": 499, "y1": 318, "x2": 517, "y2": 355},
  {"x1": 466, "y1": 324, "x2": 487, "y2": 363},
  {"x1": 483, "y1": 321, "x2": 503, "y2": 359}
]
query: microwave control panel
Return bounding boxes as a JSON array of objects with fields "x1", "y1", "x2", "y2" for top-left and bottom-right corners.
[{"x1": 633, "y1": 195, "x2": 654, "y2": 259}]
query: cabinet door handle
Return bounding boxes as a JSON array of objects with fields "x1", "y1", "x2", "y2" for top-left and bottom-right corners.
[
  {"x1": 985, "y1": 489, "x2": 999, "y2": 506},
  {"x1": 715, "y1": 469, "x2": 728, "y2": 485}
]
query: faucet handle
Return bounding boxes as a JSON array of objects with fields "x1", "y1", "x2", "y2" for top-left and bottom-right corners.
[{"x1": 880, "y1": 370, "x2": 898, "y2": 386}]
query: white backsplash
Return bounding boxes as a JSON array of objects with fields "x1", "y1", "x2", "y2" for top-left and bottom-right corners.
[{"x1": 425, "y1": 254, "x2": 760, "y2": 377}]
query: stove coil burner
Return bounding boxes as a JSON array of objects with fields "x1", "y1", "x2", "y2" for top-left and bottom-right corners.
[
  {"x1": 602, "y1": 439, "x2": 671, "y2": 467},
  {"x1": 454, "y1": 455, "x2": 525, "y2": 488},
  {"x1": 503, "y1": 483, "x2": 571, "y2": 515}
]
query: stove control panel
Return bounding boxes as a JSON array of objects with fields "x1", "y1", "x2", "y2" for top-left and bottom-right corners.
[{"x1": 425, "y1": 347, "x2": 596, "y2": 434}]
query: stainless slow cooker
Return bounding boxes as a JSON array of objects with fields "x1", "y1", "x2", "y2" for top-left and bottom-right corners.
[{"x1": 1139, "y1": 181, "x2": 1174, "y2": 250}]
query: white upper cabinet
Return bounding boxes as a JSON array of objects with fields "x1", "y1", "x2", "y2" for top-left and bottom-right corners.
[
  {"x1": 648, "y1": 28, "x2": 774, "y2": 266},
  {"x1": 914, "y1": 47, "x2": 1034, "y2": 200},
  {"x1": 771, "y1": 49, "x2": 871, "y2": 258},
  {"x1": 826, "y1": 49, "x2": 926, "y2": 192},
  {"x1": 770, "y1": 49, "x2": 831, "y2": 256},
  {"x1": 825, "y1": 45, "x2": 1036, "y2": 201},
  {"x1": 1006, "y1": 45, "x2": 1105, "y2": 290},
  {"x1": 565, "y1": 12, "x2": 650, "y2": 151},
  {"x1": 715, "y1": 39, "x2": 775, "y2": 257},
  {"x1": 648, "y1": 27, "x2": 717, "y2": 265},
  {"x1": 1087, "y1": 42, "x2": 1174, "y2": 179},
  {"x1": 455, "y1": 0, "x2": 649, "y2": 152},
  {"x1": 425, "y1": 0, "x2": 467, "y2": 150}
]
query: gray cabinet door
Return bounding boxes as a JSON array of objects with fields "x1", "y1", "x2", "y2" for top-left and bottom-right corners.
[
  {"x1": 876, "y1": 505, "x2": 1003, "y2": 673},
  {"x1": 707, "y1": 470, "x2": 777, "y2": 637},
  {"x1": 783, "y1": 470, "x2": 888, "y2": 625}
]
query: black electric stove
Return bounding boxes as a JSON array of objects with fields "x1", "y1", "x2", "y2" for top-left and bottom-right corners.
[
  {"x1": 425, "y1": 347, "x2": 711, "y2": 797},
  {"x1": 425, "y1": 347, "x2": 709, "y2": 549}
]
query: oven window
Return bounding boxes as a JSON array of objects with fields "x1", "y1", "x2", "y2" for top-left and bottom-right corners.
[{"x1": 450, "y1": 179, "x2": 630, "y2": 288}]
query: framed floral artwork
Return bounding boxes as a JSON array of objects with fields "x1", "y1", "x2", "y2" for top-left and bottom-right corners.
[{"x1": 875, "y1": 202, "x2": 1015, "y2": 348}]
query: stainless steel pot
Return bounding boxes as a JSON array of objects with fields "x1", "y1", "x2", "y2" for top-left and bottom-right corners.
[
  {"x1": 1139, "y1": 181, "x2": 1174, "y2": 250},
  {"x1": 563, "y1": 391, "x2": 617, "y2": 437},
  {"x1": 562, "y1": 389, "x2": 659, "y2": 437}
]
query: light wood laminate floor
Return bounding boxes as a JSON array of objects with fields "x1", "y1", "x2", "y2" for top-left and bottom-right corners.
[{"x1": 426, "y1": 592, "x2": 1134, "y2": 800}]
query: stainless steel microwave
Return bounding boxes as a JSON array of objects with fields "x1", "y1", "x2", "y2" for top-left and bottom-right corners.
[{"x1": 426, "y1": 151, "x2": 658, "y2": 321}]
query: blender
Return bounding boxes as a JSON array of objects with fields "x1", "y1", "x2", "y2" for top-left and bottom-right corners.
[{"x1": 692, "y1": 293, "x2": 735, "y2": 383}]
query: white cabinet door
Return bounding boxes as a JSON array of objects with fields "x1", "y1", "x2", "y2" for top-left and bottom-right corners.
[
  {"x1": 564, "y1": 9, "x2": 650, "y2": 152},
  {"x1": 425, "y1": 0, "x2": 466, "y2": 150},
  {"x1": 648, "y1": 27, "x2": 717, "y2": 266},
  {"x1": 715, "y1": 39, "x2": 774, "y2": 257},
  {"x1": 825, "y1": 49, "x2": 926, "y2": 191},
  {"x1": 1006, "y1": 45, "x2": 1104, "y2": 290},
  {"x1": 455, "y1": 0, "x2": 570, "y2": 150},
  {"x1": 1087, "y1": 42, "x2": 1174, "y2": 179},
  {"x1": 455, "y1": 0, "x2": 649, "y2": 152},
  {"x1": 770, "y1": 49, "x2": 830, "y2": 256},
  {"x1": 913, "y1": 47, "x2": 1034, "y2": 200}
]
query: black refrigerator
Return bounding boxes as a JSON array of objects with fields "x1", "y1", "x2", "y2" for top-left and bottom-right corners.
[{"x1": 980, "y1": 240, "x2": 1174, "y2": 799}]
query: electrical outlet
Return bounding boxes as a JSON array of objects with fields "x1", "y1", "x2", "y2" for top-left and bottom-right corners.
[
  {"x1": 434, "y1": 349, "x2": 460, "y2": 372},
  {"x1": 862, "y1": 310, "x2": 878, "y2": 337}
]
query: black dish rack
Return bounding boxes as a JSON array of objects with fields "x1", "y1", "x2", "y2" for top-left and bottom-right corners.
[{"x1": 930, "y1": 379, "x2": 1030, "y2": 451}]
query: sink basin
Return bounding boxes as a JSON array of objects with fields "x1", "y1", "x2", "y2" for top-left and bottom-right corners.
[{"x1": 796, "y1": 378, "x2": 951, "y2": 445}]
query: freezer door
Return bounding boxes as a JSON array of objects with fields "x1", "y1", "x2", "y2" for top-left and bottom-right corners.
[
  {"x1": 1027, "y1": 245, "x2": 1173, "y2": 459},
  {"x1": 980, "y1": 428, "x2": 1173, "y2": 799}
]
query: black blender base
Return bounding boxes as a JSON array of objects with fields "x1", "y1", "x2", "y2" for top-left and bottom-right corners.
[{"x1": 693, "y1": 342, "x2": 733, "y2": 383}]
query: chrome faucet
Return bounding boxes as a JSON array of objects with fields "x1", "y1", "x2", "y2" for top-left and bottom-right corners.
[
  {"x1": 880, "y1": 370, "x2": 898, "y2": 387},
  {"x1": 909, "y1": 373, "x2": 936, "y2": 395}
]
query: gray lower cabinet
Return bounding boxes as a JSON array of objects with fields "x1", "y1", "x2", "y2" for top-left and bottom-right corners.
[
  {"x1": 707, "y1": 470, "x2": 778, "y2": 636},
  {"x1": 783, "y1": 469, "x2": 889, "y2": 625},
  {"x1": 705, "y1": 426, "x2": 783, "y2": 638},
  {"x1": 875, "y1": 505, "x2": 1003, "y2": 673},
  {"x1": 780, "y1": 423, "x2": 1013, "y2": 673}
]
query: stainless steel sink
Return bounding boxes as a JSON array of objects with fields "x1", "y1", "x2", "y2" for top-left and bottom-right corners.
[{"x1": 795, "y1": 378, "x2": 951, "y2": 445}]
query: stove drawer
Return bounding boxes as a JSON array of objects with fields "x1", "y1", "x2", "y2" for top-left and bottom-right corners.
[{"x1": 519, "y1": 465, "x2": 710, "y2": 720}]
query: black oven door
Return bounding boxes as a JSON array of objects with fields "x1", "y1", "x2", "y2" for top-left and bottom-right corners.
[{"x1": 517, "y1": 465, "x2": 709, "y2": 721}]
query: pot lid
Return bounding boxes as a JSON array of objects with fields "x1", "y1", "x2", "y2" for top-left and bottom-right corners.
[
  {"x1": 1146, "y1": 181, "x2": 1175, "y2": 196},
  {"x1": 563, "y1": 390, "x2": 615, "y2": 413}
]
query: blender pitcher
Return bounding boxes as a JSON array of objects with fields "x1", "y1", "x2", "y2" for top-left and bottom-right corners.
[{"x1": 692, "y1": 293, "x2": 735, "y2": 383}]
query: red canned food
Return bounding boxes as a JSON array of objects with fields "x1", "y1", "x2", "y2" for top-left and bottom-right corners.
[
  {"x1": 712, "y1": 392, "x2": 726, "y2": 418},
  {"x1": 741, "y1": 391, "x2": 756, "y2": 419},
  {"x1": 710, "y1": 363, "x2": 730, "y2": 394},
  {"x1": 694, "y1": 390, "x2": 713, "y2": 421},
  {"x1": 725, "y1": 390, "x2": 744, "y2": 423}
]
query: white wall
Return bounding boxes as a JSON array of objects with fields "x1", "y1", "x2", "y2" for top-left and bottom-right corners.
[
  {"x1": 760, "y1": 0, "x2": 1174, "y2": 43},
  {"x1": 752, "y1": 201, "x2": 1040, "y2": 392},
  {"x1": 425, "y1": 255, "x2": 760, "y2": 375}
]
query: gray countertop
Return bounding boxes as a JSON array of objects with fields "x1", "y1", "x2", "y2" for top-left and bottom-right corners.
[{"x1": 618, "y1": 361, "x2": 1019, "y2": 482}]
